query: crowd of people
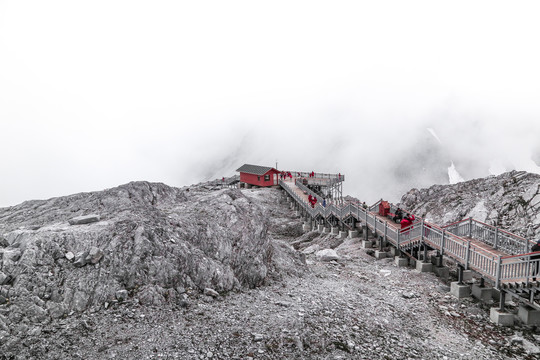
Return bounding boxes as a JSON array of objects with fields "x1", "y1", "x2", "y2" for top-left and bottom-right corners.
[{"x1": 280, "y1": 171, "x2": 292, "y2": 180}]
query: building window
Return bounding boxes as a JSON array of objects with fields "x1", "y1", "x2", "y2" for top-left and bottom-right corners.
[
  {"x1": 257, "y1": 176, "x2": 261, "y2": 181},
  {"x1": 264, "y1": 175, "x2": 270, "y2": 181}
]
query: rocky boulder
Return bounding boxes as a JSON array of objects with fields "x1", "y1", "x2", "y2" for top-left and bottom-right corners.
[
  {"x1": 68, "y1": 214, "x2": 100, "y2": 225},
  {"x1": 315, "y1": 249, "x2": 340, "y2": 261}
]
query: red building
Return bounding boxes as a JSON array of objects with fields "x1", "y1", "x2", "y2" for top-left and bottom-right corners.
[{"x1": 236, "y1": 164, "x2": 281, "y2": 187}]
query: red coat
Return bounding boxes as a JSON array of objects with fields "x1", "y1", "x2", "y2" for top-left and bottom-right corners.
[{"x1": 401, "y1": 218, "x2": 412, "y2": 230}]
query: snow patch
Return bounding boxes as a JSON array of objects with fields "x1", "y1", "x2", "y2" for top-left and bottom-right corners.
[{"x1": 448, "y1": 162, "x2": 464, "y2": 184}]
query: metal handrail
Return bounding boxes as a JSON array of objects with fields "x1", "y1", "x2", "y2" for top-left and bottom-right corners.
[
  {"x1": 443, "y1": 217, "x2": 534, "y2": 255},
  {"x1": 282, "y1": 171, "x2": 345, "y2": 183}
]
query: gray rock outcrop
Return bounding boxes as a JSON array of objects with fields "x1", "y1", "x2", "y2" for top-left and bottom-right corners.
[
  {"x1": 0, "y1": 181, "x2": 279, "y2": 345},
  {"x1": 400, "y1": 170, "x2": 540, "y2": 239}
]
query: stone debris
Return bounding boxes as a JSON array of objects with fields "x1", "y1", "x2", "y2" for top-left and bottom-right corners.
[
  {"x1": 65, "y1": 251, "x2": 75, "y2": 261},
  {"x1": 115, "y1": 290, "x2": 129, "y2": 302},
  {"x1": 3, "y1": 249, "x2": 21, "y2": 262},
  {"x1": 85, "y1": 246, "x2": 104, "y2": 264},
  {"x1": 315, "y1": 248, "x2": 339, "y2": 261},
  {"x1": 203, "y1": 288, "x2": 219, "y2": 298},
  {"x1": 73, "y1": 251, "x2": 88, "y2": 268},
  {"x1": 0, "y1": 271, "x2": 7, "y2": 285},
  {"x1": 401, "y1": 291, "x2": 416, "y2": 299},
  {"x1": 380, "y1": 269, "x2": 391, "y2": 277},
  {"x1": 252, "y1": 333, "x2": 264, "y2": 342},
  {"x1": 68, "y1": 214, "x2": 101, "y2": 225}
]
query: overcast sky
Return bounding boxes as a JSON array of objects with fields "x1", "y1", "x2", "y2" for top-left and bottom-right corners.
[{"x1": 1, "y1": 1, "x2": 540, "y2": 207}]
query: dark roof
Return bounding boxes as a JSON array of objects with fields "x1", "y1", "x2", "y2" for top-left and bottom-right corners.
[{"x1": 236, "y1": 164, "x2": 278, "y2": 175}]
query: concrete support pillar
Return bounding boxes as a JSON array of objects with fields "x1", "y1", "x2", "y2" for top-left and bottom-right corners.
[
  {"x1": 390, "y1": 247, "x2": 400, "y2": 257},
  {"x1": 518, "y1": 305, "x2": 540, "y2": 325},
  {"x1": 322, "y1": 227, "x2": 329, "y2": 234},
  {"x1": 330, "y1": 227, "x2": 339, "y2": 235},
  {"x1": 374, "y1": 250, "x2": 387, "y2": 259},
  {"x1": 472, "y1": 284, "x2": 493, "y2": 302},
  {"x1": 348, "y1": 230, "x2": 359, "y2": 238},
  {"x1": 490, "y1": 308, "x2": 514, "y2": 326},
  {"x1": 430, "y1": 254, "x2": 443, "y2": 267},
  {"x1": 361, "y1": 240, "x2": 372, "y2": 249},
  {"x1": 302, "y1": 223, "x2": 311, "y2": 232},
  {"x1": 416, "y1": 261, "x2": 432, "y2": 273},
  {"x1": 394, "y1": 256, "x2": 408, "y2": 267},
  {"x1": 462, "y1": 270, "x2": 473, "y2": 282},
  {"x1": 450, "y1": 281, "x2": 471, "y2": 298},
  {"x1": 317, "y1": 225, "x2": 325, "y2": 232},
  {"x1": 338, "y1": 231, "x2": 347, "y2": 239}
]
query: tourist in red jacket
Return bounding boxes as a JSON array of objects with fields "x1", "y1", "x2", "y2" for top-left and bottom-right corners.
[{"x1": 401, "y1": 216, "x2": 413, "y2": 230}]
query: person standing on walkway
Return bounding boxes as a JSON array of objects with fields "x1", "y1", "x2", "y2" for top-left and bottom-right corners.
[
  {"x1": 531, "y1": 240, "x2": 540, "y2": 281},
  {"x1": 401, "y1": 215, "x2": 414, "y2": 234},
  {"x1": 393, "y1": 208, "x2": 403, "y2": 223}
]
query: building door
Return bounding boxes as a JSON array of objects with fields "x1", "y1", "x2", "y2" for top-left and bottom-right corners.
[{"x1": 273, "y1": 174, "x2": 277, "y2": 185}]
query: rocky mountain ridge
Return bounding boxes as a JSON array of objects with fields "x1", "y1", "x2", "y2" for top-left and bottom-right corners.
[
  {"x1": 0, "y1": 181, "x2": 306, "y2": 357},
  {"x1": 400, "y1": 170, "x2": 540, "y2": 240},
  {"x1": 1, "y1": 175, "x2": 540, "y2": 359}
]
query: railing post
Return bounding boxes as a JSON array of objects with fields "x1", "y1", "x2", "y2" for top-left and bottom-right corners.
[
  {"x1": 364, "y1": 208, "x2": 368, "y2": 228},
  {"x1": 525, "y1": 237, "x2": 530, "y2": 254},
  {"x1": 441, "y1": 229, "x2": 446, "y2": 256},
  {"x1": 494, "y1": 228, "x2": 499, "y2": 250},
  {"x1": 421, "y1": 219, "x2": 425, "y2": 241},
  {"x1": 397, "y1": 231, "x2": 401, "y2": 251},
  {"x1": 465, "y1": 241, "x2": 471, "y2": 270},
  {"x1": 526, "y1": 255, "x2": 531, "y2": 286},
  {"x1": 384, "y1": 221, "x2": 388, "y2": 245},
  {"x1": 499, "y1": 290, "x2": 506, "y2": 312},
  {"x1": 495, "y1": 255, "x2": 502, "y2": 289},
  {"x1": 468, "y1": 217, "x2": 473, "y2": 238}
]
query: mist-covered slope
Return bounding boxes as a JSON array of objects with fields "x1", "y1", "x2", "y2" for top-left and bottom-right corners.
[{"x1": 400, "y1": 170, "x2": 540, "y2": 239}]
